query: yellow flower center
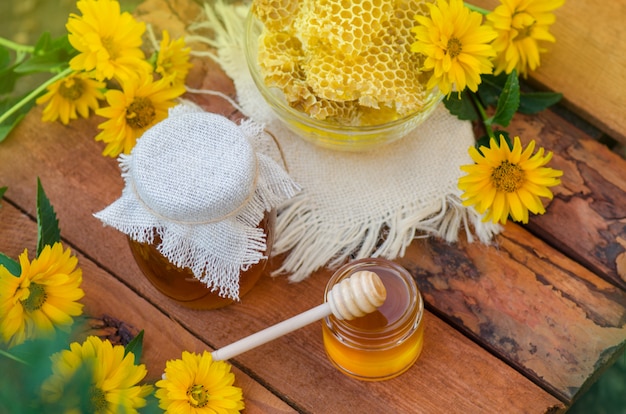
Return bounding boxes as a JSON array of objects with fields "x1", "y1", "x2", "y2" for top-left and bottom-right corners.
[
  {"x1": 447, "y1": 37, "x2": 463, "y2": 58},
  {"x1": 126, "y1": 97, "x2": 156, "y2": 129},
  {"x1": 491, "y1": 160, "x2": 525, "y2": 192},
  {"x1": 20, "y1": 282, "x2": 47, "y2": 311},
  {"x1": 90, "y1": 387, "x2": 108, "y2": 413},
  {"x1": 101, "y1": 37, "x2": 118, "y2": 60},
  {"x1": 515, "y1": 26, "x2": 534, "y2": 42},
  {"x1": 187, "y1": 384, "x2": 210, "y2": 408},
  {"x1": 511, "y1": 12, "x2": 536, "y2": 41},
  {"x1": 59, "y1": 78, "x2": 85, "y2": 101},
  {"x1": 160, "y1": 57, "x2": 173, "y2": 73}
]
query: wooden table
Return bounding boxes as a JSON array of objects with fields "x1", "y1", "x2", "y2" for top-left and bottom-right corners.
[{"x1": 1, "y1": 0, "x2": 625, "y2": 412}]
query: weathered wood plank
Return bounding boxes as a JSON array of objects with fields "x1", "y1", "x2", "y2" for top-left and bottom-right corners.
[
  {"x1": 502, "y1": 109, "x2": 626, "y2": 290},
  {"x1": 0, "y1": 203, "x2": 296, "y2": 413},
  {"x1": 472, "y1": 0, "x2": 626, "y2": 145},
  {"x1": 397, "y1": 223, "x2": 626, "y2": 403},
  {"x1": 0, "y1": 109, "x2": 563, "y2": 412}
]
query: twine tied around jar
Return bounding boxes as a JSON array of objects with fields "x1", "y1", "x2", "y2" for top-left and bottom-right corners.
[{"x1": 94, "y1": 103, "x2": 300, "y2": 300}]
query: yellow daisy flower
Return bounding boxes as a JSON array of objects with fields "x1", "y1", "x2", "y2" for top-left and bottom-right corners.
[
  {"x1": 66, "y1": 0, "x2": 152, "y2": 82},
  {"x1": 458, "y1": 135, "x2": 563, "y2": 224},
  {"x1": 41, "y1": 335, "x2": 153, "y2": 413},
  {"x1": 36, "y1": 72, "x2": 105, "y2": 125},
  {"x1": 156, "y1": 30, "x2": 193, "y2": 87},
  {"x1": 95, "y1": 74, "x2": 185, "y2": 157},
  {"x1": 411, "y1": 0, "x2": 497, "y2": 96},
  {"x1": 155, "y1": 351, "x2": 245, "y2": 414},
  {"x1": 487, "y1": 0, "x2": 565, "y2": 77},
  {"x1": 0, "y1": 243, "x2": 84, "y2": 348}
]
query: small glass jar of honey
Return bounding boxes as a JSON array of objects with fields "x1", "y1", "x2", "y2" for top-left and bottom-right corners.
[{"x1": 322, "y1": 258, "x2": 424, "y2": 381}]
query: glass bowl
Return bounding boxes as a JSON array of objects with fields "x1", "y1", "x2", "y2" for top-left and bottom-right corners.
[{"x1": 244, "y1": 12, "x2": 443, "y2": 152}]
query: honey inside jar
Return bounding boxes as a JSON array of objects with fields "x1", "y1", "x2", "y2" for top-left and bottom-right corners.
[
  {"x1": 128, "y1": 211, "x2": 275, "y2": 310},
  {"x1": 322, "y1": 258, "x2": 424, "y2": 381}
]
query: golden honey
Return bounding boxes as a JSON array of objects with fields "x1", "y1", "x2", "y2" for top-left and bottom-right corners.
[
  {"x1": 128, "y1": 212, "x2": 275, "y2": 310},
  {"x1": 322, "y1": 258, "x2": 424, "y2": 381}
]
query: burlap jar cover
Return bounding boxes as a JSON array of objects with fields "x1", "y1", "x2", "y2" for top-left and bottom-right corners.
[{"x1": 95, "y1": 104, "x2": 300, "y2": 300}]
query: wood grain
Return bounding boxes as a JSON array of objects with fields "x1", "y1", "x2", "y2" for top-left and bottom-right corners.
[
  {"x1": 472, "y1": 0, "x2": 626, "y2": 145},
  {"x1": 0, "y1": 108, "x2": 563, "y2": 412},
  {"x1": 501, "y1": 109, "x2": 626, "y2": 290},
  {"x1": 397, "y1": 223, "x2": 626, "y2": 403},
  {"x1": 0, "y1": 203, "x2": 296, "y2": 413}
]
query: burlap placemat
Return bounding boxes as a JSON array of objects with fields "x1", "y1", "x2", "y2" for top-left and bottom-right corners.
[{"x1": 189, "y1": 1, "x2": 501, "y2": 281}]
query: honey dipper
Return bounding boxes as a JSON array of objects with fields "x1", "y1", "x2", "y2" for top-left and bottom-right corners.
[{"x1": 211, "y1": 270, "x2": 387, "y2": 361}]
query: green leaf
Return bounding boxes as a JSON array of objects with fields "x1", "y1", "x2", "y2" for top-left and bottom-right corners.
[
  {"x1": 0, "y1": 330, "x2": 77, "y2": 409},
  {"x1": 443, "y1": 90, "x2": 479, "y2": 121},
  {"x1": 0, "y1": 253, "x2": 20, "y2": 276},
  {"x1": 489, "y1": 70, "x2": 520, "y2": 127},
  {"x1": 0, "y1": 64, "x2": 20, "y2": 95},
  {"x1": 124, "y1": 330, "x2": 144, "y2": 364},
  {"x1": 0, "y1": 95, "x2": 37, "y2": 142},
  {"x1": 0, "y1": 47, "x2": 11, "y2": 70},
  {"x1": 34, "y1": 32, "x2": 53, "y2": 53},
  {"x1": 0, "y1": 186, "x2": 6, "y2": 200},
  {"x1": 15, "y1": 34, "x2": 76, "y2": 74},
  {"x1": 0, "y1": 348, "x2": 28, "y2": 365},
  {"x1": 36, "y1": 178, "x2": 61, "y2": 256},
  {"x1": 476, "y1": 73, "x2": 508, "y2": 107},
  {"x1": 518, "y1": 91, "x2": 563, "y2": 114}
]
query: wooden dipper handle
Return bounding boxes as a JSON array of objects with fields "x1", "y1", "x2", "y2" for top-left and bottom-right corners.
[{"x1": 211, "y1": 270, "x2": 387, "y2": 361}]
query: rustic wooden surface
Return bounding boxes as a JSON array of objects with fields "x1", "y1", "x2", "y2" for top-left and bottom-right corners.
[
  {"x1": 1, "y1": 0, "x2": 625, "y2": 413},
  {"x1": 509, "y1": 110, "x2": 626, "y2": 290},
  {"x1": 0, "y1": 201, "x2": 295, "y2": 413},
  {"x1": 398, "y1": 223, "x2": 626, "y2": 402},
  {"x1": 471, "y1": 0, "x2": 626, "y2": 145},
  {"x1": 0, "y1": 105, "x2": 563, "y2": 413}
]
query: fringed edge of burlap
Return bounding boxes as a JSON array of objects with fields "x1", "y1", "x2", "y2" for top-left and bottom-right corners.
[{"x1": 272, "y1": 193, "x2": 501, "y2": 282}]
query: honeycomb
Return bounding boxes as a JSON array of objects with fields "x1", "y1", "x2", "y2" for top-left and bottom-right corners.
[
  {"x1": 257, "y1": 31, "x2": 305, "y2": 93},
  {"x1": 251, "y1": 0, "x2": 301, "y2": 31},
  {"x1": 252, "y1": 0, "x2": 432, "y2": 125}
]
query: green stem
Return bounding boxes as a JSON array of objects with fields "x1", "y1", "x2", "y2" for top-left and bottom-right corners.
[
  {"x1": 469, "y1": 91, "x2": 495, "y2": 140},
  {"x1": 0, "y1": 348, "x2": 29, "y2": 365},
  {"x1": 0, "y1": 67, "x2": 73, "y2": 125},
  {"x1": 464, "y1": 3, "x2": 491, "y2": 15},
  {"x1": 0, "y1": 37, "x2": 35, "y2": 54}
]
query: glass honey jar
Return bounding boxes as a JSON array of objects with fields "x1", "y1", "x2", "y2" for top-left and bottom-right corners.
[
  {"x1": 94, "y1": 108, "x2": 299, "y2": 312},
  {"x1": 128, "y1": 211, "x2": 275, "y2": 310},
  {"x1": 322, "y1": 258, "x2": 424, "y2": 381}
]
